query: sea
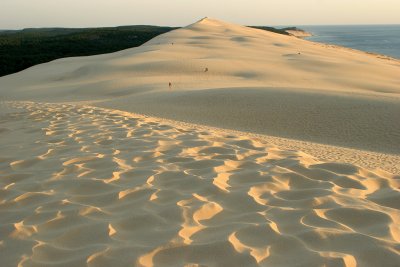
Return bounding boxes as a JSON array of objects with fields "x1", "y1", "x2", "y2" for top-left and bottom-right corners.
[{"x1": 296, "y1": 25, "x2": 400, "y2": 59}]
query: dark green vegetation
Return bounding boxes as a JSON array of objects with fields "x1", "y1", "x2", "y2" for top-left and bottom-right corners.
[
  {"x1": 250, "y1": 26, "x2": 308, "y2": 35},
  {"x1": 0, "y1": 25, "x2": 298, "y2": 77},
  {"x1": 0, "y1": 26, "x2": 177, "y2": 77},
  {"x1": 249, "y1": 26, "x2": 291, "y2": 35}
]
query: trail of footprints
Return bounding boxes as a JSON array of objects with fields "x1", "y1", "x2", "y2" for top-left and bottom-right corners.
[{"x1": 0, "y1": 101, "x2": 399, "y2": 267}]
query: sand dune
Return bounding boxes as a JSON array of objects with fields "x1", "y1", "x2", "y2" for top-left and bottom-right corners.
[
  {"x1": 0, "y1": 18, "x2": 400, "y2": 266},
  {"x1": 0, "y1": 101, "x2": 399, "y2": 267},
  {"x1": 0, "y1": 18, "x2": 399, "y2": 153}
]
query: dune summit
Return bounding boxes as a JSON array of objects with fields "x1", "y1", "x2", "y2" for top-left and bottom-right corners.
[{"x1": 0, "y1": 18, "x2": 400, "y2": 267}]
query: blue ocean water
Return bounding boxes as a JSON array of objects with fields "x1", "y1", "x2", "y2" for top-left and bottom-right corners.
[{"x1": 298, "y1": 25, "x2": 400, "y2": 59}]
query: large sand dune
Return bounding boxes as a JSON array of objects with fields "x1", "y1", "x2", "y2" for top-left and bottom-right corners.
[
  {"x1": 0, "y1": 18, "x2": 400, "y2": 266},
  {"x1": 0, "y1": 18, "x2": 399, "y2": 153}
]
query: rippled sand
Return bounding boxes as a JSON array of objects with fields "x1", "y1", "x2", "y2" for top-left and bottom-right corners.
[{"x1": 1, "y1": 101, "x2": 399, "y2": 267}]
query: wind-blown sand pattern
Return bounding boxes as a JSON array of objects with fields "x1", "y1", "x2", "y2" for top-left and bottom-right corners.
[{"x1": 1, "y1": 101, "x2": 399, "y2": 267}]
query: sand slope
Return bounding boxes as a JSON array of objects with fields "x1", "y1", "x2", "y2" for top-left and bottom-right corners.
[
  {"x1": 1, "y1": 101, "x2": 400, "y2": 267},
  {"x1": 0, "y1": 18, "x2": 399, "y2": 153}
]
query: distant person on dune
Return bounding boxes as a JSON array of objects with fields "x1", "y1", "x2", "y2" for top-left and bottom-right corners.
[{"x1": 169, "y1": 82, "x2": 172, "y2": 90}]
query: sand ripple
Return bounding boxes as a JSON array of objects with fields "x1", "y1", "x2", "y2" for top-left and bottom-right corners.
[{"x1": 0, "y1": 101, "x2": 399, "y2": 267}]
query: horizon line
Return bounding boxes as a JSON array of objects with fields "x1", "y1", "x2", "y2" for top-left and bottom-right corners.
[{"x1": 2, "y1": 23, "x2": 400, "y2": 31}]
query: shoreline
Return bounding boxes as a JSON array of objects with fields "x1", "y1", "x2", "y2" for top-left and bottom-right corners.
[{"x1": 303, "y1": 25, "x2": 400, "y2": 60}]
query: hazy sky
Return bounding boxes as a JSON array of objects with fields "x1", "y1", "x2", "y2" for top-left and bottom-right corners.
[{"x1": 1, "y1": 0, "x2": 399, "y2": 29}]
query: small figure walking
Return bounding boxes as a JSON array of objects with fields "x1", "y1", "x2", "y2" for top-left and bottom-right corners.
[
  {"x1": 204, "y1": 67, "x2": 208, "y2": 72},
  {"x1": 169, "y1": 82, "x2": 172, "y2": 90}
]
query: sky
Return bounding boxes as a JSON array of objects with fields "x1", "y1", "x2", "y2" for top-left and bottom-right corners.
[{"x1": 1, "y1": 0, "x2": 399, "y2": 29}]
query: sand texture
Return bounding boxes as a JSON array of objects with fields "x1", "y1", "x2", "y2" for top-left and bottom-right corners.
[
  {"x1": 0, "y1": 101, "x2": 399, "y2": 267},
  {"x1": 0, "y1": 18, "x2": 400, "y2": 267}
]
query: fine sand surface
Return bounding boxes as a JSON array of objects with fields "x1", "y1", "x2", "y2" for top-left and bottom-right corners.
[
  {"x1": 0, "y1": 101, "x2": 399, "y2": 267},
  {"x1": 0, "y1": 18, "x2": 400, "y2": 267}
]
